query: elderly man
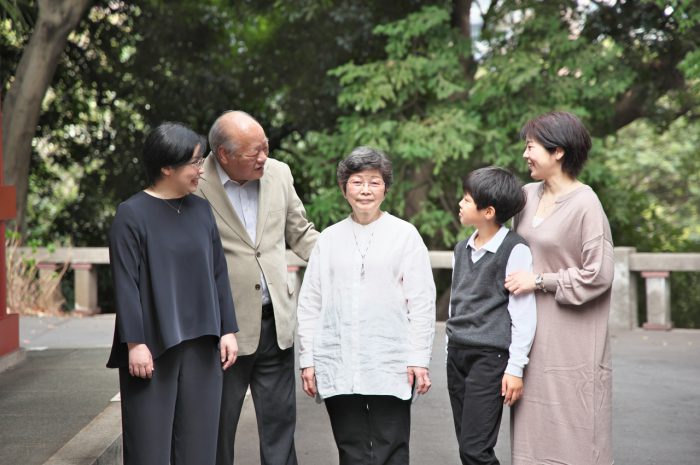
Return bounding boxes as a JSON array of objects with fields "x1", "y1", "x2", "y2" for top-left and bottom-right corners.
[{"x1": 196, "y1": 111, "x2": 318, "y2": 465}]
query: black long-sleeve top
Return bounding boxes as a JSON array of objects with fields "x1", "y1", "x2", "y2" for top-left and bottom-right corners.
[{"x1": 106, "y1": 191, "x2": 238, "y2": 368}]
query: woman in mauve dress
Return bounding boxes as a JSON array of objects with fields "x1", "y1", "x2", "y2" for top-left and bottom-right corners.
[{"x1": 505, "y1": 111, "x2": 615, "y2": 465}]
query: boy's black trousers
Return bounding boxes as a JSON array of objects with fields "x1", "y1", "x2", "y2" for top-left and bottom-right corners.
[{"x1": 446, "y1": 345, "x2": 509, "y2": 465}]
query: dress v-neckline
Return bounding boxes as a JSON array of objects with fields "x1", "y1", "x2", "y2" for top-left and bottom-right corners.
[{"x1": 530, "y1": 183, "x2": 589, "y2": 228}]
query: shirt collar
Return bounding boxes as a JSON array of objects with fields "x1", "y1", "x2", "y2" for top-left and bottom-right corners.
[
  {"x1": 466, "y1": 225, "x2": 510, "y2": 254},
  {"x1": 214, "y1": 156, "x2": 257, "y2": 189},
  {"x1": 214, "y1": 156, "x2": 231, "y2": 187}
]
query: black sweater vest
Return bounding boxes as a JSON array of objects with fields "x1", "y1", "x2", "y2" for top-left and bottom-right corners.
[{"x1": 446, "y1": 230, "x2": 528, "y2": 351}]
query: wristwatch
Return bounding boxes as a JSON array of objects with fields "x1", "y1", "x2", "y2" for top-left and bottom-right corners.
[{"x1": 535, "y1": 273, "x2": 547, "y2": 293}]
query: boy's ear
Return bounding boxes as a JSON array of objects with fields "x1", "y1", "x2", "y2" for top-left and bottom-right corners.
[{"x1": 483, "y1": 205, "x2": 496, "y2": 220}]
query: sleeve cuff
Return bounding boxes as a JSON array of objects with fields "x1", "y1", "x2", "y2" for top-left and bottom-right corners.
[
  {"x1": 505, "y1": 362, "x2": 523, "y2": 378},
  {"x1": 407, "y1": 354, "x2": 432, "y2": 368},
  {"x1": 299, "y1": 354, "x2": 314, "y2": 368},
  {"x1": 118, "y1": 329, "x2": 145, "y2": 345},
  {"x1": 221, "y1": 320, "x2": 239, "y2": 335},
  {"x1": 543, "y1": 272, "x2": 558, "y2": 293}
]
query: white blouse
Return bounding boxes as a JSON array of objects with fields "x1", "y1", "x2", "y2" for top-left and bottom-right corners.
[{"x1": 297, "y1": 213, "x2": 436, "y2": 400}]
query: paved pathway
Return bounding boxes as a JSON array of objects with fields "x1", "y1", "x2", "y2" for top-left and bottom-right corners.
[
  {"x1": 237, "y1": 326, "x2": 700, "y2": 465},
  {"x1": 1, "y1": 314, "x2": 698, "y2": 465},
  {"x1": 0, "y1": 347, "x2": 116, "y2": 465}
]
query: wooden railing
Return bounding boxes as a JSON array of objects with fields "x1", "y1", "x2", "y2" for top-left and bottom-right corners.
[{"x1": 16, "y1": 247, "x2": 700, "y2": 330}]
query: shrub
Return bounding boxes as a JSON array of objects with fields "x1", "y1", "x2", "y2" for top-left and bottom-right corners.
[{"x1": 6, "y1": 232, "x2": 68, "y2": 315}]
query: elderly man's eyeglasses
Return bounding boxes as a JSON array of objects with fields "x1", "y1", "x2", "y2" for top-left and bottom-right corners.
[{"x1": 239, "y1": 141, "x2": 270, "y2": 159}]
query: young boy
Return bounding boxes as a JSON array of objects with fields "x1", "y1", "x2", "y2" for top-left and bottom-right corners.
[{"x1": 446, "y1": 166, "x2": 537, "y2": 465}]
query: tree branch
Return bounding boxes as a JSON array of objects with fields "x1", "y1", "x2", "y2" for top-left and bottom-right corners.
[
  {"x1": 452, "y1": 0, "x2": 477, "y2": 81},
  {"x1": 603, "y1": 61, "x2": 686, "y2": 135},
  {"x1": 2, "y1": 0, "x2": 92, "y2": 230}
]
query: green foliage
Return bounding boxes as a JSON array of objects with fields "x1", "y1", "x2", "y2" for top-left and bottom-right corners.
[
  {"x1": 288, "y1": 1, "x2": 696, "y2": 251},
  {"x1": 282, "y1": 1, "x2": 700, "y2": 325},
  {"x1": 4, "y1": 0, "x2": 700, "y2": 323},
  {"x1": 5, "y1": 0, "x2": 436, "y2": 246},
  {"x1": 600, "y1": 117, "x2": 700, "y2": 250},
  {"x1": 285, "y1": 5, "x2": 478, "y2": 246},
  {"x1": 0, "y1": 0, "x2": 32, "y2": 32},
  {"x1": 679, "y1": 48, "x2": 700, "y2": 95},
  {"x1": 670, "y1": 273, "x2": 700, "y2": 329}
]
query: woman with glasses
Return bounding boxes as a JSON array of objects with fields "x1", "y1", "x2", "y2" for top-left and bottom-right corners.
[
  {"x1": 297, "y1": 146, "x2": 436, "y2": 465},
  {"x1": 107, "y1": 122, "x2": 239, "y2": 465}
]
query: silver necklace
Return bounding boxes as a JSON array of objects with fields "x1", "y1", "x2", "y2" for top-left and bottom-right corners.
[
  {"x1": 162, "y1": 198, "x2": 184, "y2": 214},
  {"x1": 351, "y1": 217, "x2": 379, "y2": 280}
]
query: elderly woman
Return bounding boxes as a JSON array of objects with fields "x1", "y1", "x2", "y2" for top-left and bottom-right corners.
[
  {"x1": 297, "y1": 147, "x2": 436, "y2": 465},
  {"x1": 505, "y1": 111, "x2": 614, "y2": 465},
  {"x1": 107, "y1": 122, "x2": 239, "y2": 465}
]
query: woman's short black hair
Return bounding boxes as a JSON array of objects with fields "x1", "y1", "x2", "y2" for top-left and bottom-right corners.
[
  {"x1": 142, "y1": 122, "x2": 207, "y2": 186},
  {"x1": 520, "y1": 111, "x2": 592, "y2": 178},
  {"x1": 462, "y1": 166, "x2": 526, "y2": 225},
  {"x1": 337, "y1": 146, "x2": 393, "y2": 193}
]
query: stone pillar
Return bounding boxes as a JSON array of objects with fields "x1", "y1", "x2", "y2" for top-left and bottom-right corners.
[
  {"x1": 641, "y1": 271, "x2": 672, "y2": 330},
  {"x1": 610, "y1": 247, "x2": 637, "y2": 330},
  {"x1": 36, "y1": 263, "x2": 64, "y2": 310},
  {"x1": 72, "y1": 263, "x2": 100, "y2": 314}
]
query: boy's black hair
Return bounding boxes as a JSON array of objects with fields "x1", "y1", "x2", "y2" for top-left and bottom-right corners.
[
  {"x1": 142, "y1": 122, "x2": 207, "y2": 186},
  {"x1": 462, "y1": 166, "x2": 526, "y2": 225}
]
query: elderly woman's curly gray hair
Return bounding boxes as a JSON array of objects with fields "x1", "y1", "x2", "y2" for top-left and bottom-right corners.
[{"x1": 337, "y1": 146, "x2": 393, "y2": 193}]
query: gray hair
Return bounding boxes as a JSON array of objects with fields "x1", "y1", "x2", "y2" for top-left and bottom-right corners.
[
  {"x1": 208, "y1": 110, "x2": 259, "y2": 157},
  {"x1": 337, "y1": 146, "x2": 393, "y2": 193}
]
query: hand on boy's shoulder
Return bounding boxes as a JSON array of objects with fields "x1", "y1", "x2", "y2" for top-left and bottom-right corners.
[{"x1": 501, "y1": 373, "x2": 523, "y2": 406}]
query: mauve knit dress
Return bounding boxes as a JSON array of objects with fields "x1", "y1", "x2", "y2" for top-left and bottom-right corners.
[{"x1": 511, "y1": 182, "x2": 615, "y2": 465}]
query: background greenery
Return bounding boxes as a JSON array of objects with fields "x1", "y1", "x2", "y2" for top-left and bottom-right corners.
[{"x1": 2, "y1": 0, "x2": 700, "y2": 325}]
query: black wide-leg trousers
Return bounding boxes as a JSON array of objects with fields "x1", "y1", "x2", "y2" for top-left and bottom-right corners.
[
  {"x1": 325, "y1": 394, "x2": 411, "y2": 465},
  {"x1": 446, "y1": 346, "x2": 509, "y2": 465},
  {"x1": 119, "y1": 335, "x2": 223, "y2": 465},
  {"x1": 216, "y1": 304, "x2": 298, "y2": 465}
]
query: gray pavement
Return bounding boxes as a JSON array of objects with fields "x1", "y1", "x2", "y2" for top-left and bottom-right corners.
[
  {"x1": 609, "y1": 330, "x2": 700, "y2": 465},
  {"x1": 1, "y1": 314, "x2": 699, "y2": 465},
  {"x1": 0, "y1": 315, "x2": 118, "y2": 465},
  {"x1": 19, "y1": 314, "x2": 114, "y2": 350},
  {"x1": 0, "y1": 347, "x2": 117, "y2": 465}
]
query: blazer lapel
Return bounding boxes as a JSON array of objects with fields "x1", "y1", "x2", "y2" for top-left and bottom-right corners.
[
  {"x1": 199, "y1": 155, "x2": 255, "y2": 248},
  {"x1": 254, "y1": 164, "x2": 274, "y2": 247}
]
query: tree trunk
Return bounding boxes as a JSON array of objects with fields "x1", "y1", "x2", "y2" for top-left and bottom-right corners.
[
  {"x1": 404, "y1": 1, "x2": 474, "y2": 235},
  {"x1": 2, "y1": 0, "x2": 91, "y2": 230},
  {"x1": 404, "y1": 161, "x2": 434, "y2": 220},
  {"x1": 452, "y1": 0, "x2": 476, "y2": 81}
]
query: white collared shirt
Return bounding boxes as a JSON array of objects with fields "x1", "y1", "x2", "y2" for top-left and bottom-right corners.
[
  {"x1": 215, "y1": 159, "x2": 271, "y2": 305},
  {"x1": 450, "y1": 226, "x2": 537, "y2": 377},
  {"x1": 297, "y1": 213, "x2": 436, "y2": 400}
]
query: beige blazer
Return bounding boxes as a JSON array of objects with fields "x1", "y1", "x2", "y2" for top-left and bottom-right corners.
[{"x1": 195, "y1": 155, "x2": 318, "y2": 355}]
